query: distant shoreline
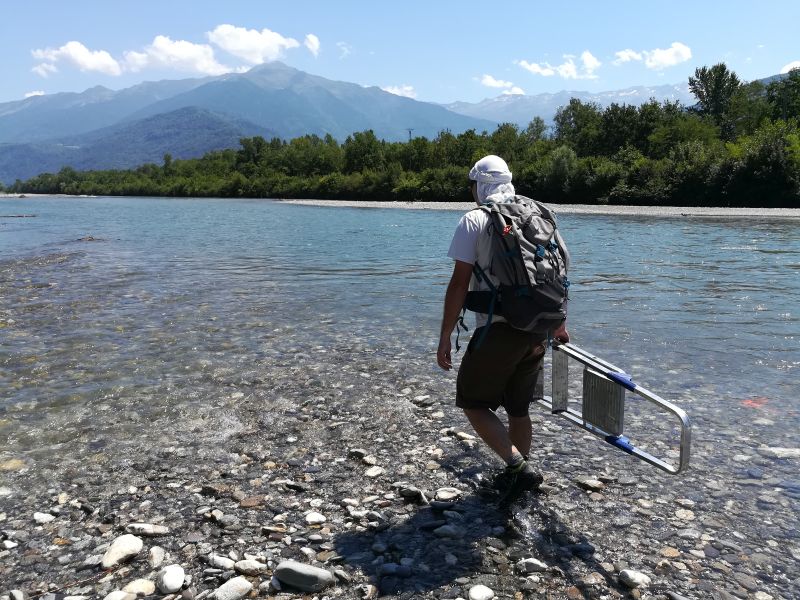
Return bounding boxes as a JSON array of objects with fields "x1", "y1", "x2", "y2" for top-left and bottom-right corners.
[
  {"x1": 3, "y1": 193, "x2": 799, "y2": 219},
  {"x1": 278, "y1": 198, "x2": 800, "y2": 219}
]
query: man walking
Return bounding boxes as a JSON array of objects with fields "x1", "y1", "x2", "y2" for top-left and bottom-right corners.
[{"x1": 437, "y1": 155, "x2": 569, "y2": 500}]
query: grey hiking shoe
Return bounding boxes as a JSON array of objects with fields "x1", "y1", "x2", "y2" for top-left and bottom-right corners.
[{"x1": 497, "y1": 461, "x2": 543, "y2": 504}]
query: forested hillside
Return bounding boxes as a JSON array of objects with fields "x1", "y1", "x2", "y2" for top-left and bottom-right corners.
[{"x1": 10, "y1": 65, "x2": 800, "y2": 208}]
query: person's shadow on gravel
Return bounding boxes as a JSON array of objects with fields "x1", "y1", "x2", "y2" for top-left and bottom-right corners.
[{"x1": 333, "y1": 478, "x2": 627, "y2": 597}]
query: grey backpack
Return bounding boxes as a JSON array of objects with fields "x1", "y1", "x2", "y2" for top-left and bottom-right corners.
[{"x1": 462, "y1": 195, "x2": 570, "y2": 343}]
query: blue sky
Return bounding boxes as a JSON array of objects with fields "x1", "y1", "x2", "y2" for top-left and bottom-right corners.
[{"x1": 3, "y1": 1, "x2": 799, "y2": 104}]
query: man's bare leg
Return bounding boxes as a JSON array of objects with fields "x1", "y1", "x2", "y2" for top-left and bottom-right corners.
[
  {"x1": 463, "y1": 408, "x2": 521, "y2": 464},
  {"x1": 508, "y1": 415, "x2": 532, "y2": 458}
]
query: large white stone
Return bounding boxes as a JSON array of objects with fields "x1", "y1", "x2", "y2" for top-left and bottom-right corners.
[
  {"x1": 305, "y1": 511, "x2": 326, "y2": 525},
  {"x1": 156, "y1": 564, "x2": 185, "y2": 593},
  {"x1": 468, "y1": 584, "x2": 495, "y2": 600},
  {"x1": 619, "y1": 569, "x2": 651, "y2": 588},
  {"x1": 101, "y1": 534, "x2": 143, "y2": 569},
  {"x1": 213, "y1": 576, "x2": 253, "y2": 600}
]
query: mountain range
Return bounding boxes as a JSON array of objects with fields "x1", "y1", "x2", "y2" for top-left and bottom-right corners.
[
  {"x1": 444, "y1": 83, "x2": 695, "y2": 125},
  {"x1": 0, "y1": 62, "x2": 701, "y2": 183}
]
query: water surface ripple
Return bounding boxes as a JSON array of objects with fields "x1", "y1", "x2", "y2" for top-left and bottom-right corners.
[{"x1": 1, "y1": 196, "x2": 799, "y2": 567}]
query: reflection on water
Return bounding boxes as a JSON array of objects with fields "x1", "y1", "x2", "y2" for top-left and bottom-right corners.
[{"x1": 1, "y1": 197, "x2": 798, "y2": 486}]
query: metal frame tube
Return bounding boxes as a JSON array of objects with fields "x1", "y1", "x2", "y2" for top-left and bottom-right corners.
[{"x1": 536, "y1": 343, "x2": 691, "y2": 474}]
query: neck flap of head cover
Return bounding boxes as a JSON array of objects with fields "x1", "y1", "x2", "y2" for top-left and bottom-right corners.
[{"x1": 469, "y1": 154, "x2": 515, "y2": 204}]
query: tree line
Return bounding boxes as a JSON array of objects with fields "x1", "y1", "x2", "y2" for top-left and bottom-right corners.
[{"x1": 8, "y1": 64, "x2": 800, "y2": 208}]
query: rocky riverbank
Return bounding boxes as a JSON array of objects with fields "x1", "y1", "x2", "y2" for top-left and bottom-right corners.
[
  {"x1": 1, "y1": 333, "x2": 797, "y2": 600},
  {"x1": 278, "y1": 199, "x2": 800, "y2": 220}
]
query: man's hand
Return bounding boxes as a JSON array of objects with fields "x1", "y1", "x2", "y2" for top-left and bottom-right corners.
[
  {"x1": 552, "y1": 322, "x2": 570, "y2": 343},
  {"x1": 437, "y1": 336, "x2": 452, "y2": 370}
]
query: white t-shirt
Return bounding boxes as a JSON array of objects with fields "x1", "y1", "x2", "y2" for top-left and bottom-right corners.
[{"x1": 447, "y1": 209, "x2": 505, "y2": 329}]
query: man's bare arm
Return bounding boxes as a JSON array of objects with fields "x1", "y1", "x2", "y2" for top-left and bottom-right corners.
[{"x1": 437, "y1": 260, "x2": 473, "y2": 370}]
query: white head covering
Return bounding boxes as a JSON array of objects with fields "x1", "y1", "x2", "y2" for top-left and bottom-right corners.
[{"x1": 469, "y1": 154, "x2": 515, "y2": 204}]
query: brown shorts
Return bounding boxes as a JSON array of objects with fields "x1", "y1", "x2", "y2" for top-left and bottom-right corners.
[{"x1": 456, "y1": 323, "x2": 546, "y2": 417}]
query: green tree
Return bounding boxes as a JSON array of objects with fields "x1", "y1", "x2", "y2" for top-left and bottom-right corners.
[
  {"x1": 522, "y1": 117, "x2": 547, "y2": 144},
  {"x1": 726, "y1": 81, "x2": 771, "y2": 137},
  {"x1": 767, "y1": 68, "x2": 800, "y2": 120},
  {"x1": 343, "y1": 130, "x2": 385, "y2": 173},
  {"x1": 553, "y1": 99, "x2": 602, "y2": 156},
  {"x1": 688, "y1": 63, "x2": 742, "y2": 128}
]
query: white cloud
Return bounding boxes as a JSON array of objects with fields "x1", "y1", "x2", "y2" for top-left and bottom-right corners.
[
  {"x1": 643, "y1": 42, "x2": 692, "y2": 69},
  {"x1": 381, "y1": 84, "x2": 417, "y2": 99},
  {"x1": 502, "y1": 86, "x2": 525, "y2": 95},
  {"x1": 337, "y1": 42, "x2": 352, "y2": 59},
  {"x1": 32, "y1": 41, "x2": 121, "y2": 76},
  {"x1": 781, "y1": 60, "x2": 800, "y2": 73},
  {"x1": 481, "y1": 74, "x2": 514, "y2": 88},
  {"x1": 24, "y1": 90, "x2": 45, "y2": 98},
  {"x1": 124, "y1": 35, "x2": 231, "y2": 75},
  {"x1": 304, "y1": 34, "x2": 320, "y2": 58},
  {"x1": 613, "y1": 49, "x2": 643, "y2": 65},
  {"x1": 207, "y1": 24, "x2": 299, "y2": 64},
  {"x1": 32, "y1": 62, "x2": 58, "y2": 77},
  {"x1": 581, "y1": 51, "x2": 601, "y2": 76},
  {"x1": 612, "y1": 42, "x2": 692, "y2": 70},
  {"x1": 516, "y1": 50, "x2": 600, "y2": 80},
  {"x1": 516, "y1": 60, "x2": 555, "y2": 77}
]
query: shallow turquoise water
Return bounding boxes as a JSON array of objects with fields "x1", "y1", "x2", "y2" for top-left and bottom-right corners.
[{"x1": 1, "y1": 196, "x2": 798, "y2": 466}]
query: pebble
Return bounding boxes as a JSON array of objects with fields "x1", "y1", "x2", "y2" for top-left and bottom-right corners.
[
  {"x1": 619, "y1": 570, "x2": 651, "y2": 588},
  {"x1": 101, "y1": 534, "x2": 143, "y2": 568},
  {"x1": 435, "y1": 487, "x2": 462, "y2": 501},
  {"x1": 234, "y1": 559, "x2": 267, "y2": 575},
  {"x1": 468, "y1": 584, "x2": 495, "y2": 600},
  {"x1": 517, "y1": 557, "x2": 548, "y2": 573},
  {"x1": 103, "y1": 593, "x2": 136, "y2": 600},
  {"x1": 274, "y1": 559, "x2": 335, "y2": 592},
  {"x1": 149, "y1": 546, "x2": 166, "y2": 568},
  {"x1": 757, "y1": 447, "x2": 800, "y2": 459},
  {"x1": 576, "y1": 477, "x2": 605, "y2": 491},
  {"x1": 157, "y1": 564, "x2": 185, "y2": 594},
  {"x1": 211, "y1": 576, "x2": 252, "y2": 600},
  {"x1": 33, "y1": 512, "x2": 55, "y2": 524},
  {"x1": 364, "y1": 466, "x2": 384, "y2": 478},
  {"x1": 126, "y1": 522, "x2": 170, "y2": 536},
  {"x1": 305, "y1": 511, "x2": 326, "y2": 525},
  {"x1": 208, "y1": 554, "x2": 236, "y2": 569},
  {"x1": 122, "y1": 580, "x2": 156, "y2": 596}
]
